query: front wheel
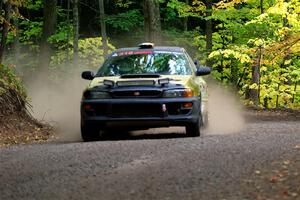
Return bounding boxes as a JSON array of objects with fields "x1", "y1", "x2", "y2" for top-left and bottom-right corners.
[{"x1": 185, "y1": 116, "x2": 201, "y2": 137}]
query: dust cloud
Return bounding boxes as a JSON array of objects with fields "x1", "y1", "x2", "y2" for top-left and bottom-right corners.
[
  {"x1": 27, "y1": 72, "x2": 86, "y2": 141},
  {"x1": 206, "y1": 82, "x2": 245, "y2": 135}
]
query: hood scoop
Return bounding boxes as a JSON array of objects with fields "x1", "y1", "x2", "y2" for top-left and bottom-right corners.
[
  {"x1": 120, "y1": 73, "x2": 161, "y2": 79},
  {"x1": 116, "y1": 80, "x2": 155, "y2": 87}
]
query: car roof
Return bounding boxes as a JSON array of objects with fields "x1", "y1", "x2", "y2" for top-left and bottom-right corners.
[{"x1": 113, "y1": 46, "x2": 184, "y2": 53}]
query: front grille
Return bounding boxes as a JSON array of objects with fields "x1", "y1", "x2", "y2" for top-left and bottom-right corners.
[
  {"x1": 84, "y1": 102, "x2": 191, "y2": 118},
  {"x1": 167, "y1": 103, "x2": 182, "y2": 115},
  {"x1": 112, "y1": 90, "x2": 162, "y2": 98},
  {"x1": 111, "y1": 103, "x2": 162, "y2": 118}
]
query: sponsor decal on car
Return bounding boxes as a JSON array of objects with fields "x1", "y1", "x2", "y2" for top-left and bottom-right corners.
[{"x1": 115, "y1": 51, "x2": 153, "y2": 57}]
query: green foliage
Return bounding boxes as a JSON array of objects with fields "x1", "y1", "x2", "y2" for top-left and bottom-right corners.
[
  {"x1": 0, "y1": 64, "x2": 26, "y2": 98},
  {"x1": 105, "y1": 9, "x2": 143, "y2": 31},
  {"x1": 45, "y1": 37, "x2": 115, "y2": 83},
  {"x1": 162, "y1": 29, "x2": 199, "y2": 57},
  {"x1": 2, "y1": 0, "x2": 299, "y2": 110},
  {"x1": 160, "y1": 7, "x2": 180, "y2": 26},
  {"x1": 24, "y1": 0, "x2": 43, "y2": 10},
  {"x1": 192, "y1": 0, "x2": 300, "y2": 108},
  {"x1": 50, "y1": 37, "x2": 115, "y2": 70},
  {"x1": 113, "y1": 0, "x2": 134, "y2": 8},
  {"x1": 19, "y1": 21, "x2": 43, "y2": 44},
  {"x1": 167, "y1": 0, "x2": 191, "y2": 17},
  {"x1": 167, "y1": 0, "x2": 205, "y2": 18},
  {"x1": 48, "y1": 22, "x2": 73, "y2": 48},
  {"x1": 77, "y1": 37, "x2": 115, "y2": 68},
  {"x1": 209, "y1": 49, "x2": 251, "y2": 64}
]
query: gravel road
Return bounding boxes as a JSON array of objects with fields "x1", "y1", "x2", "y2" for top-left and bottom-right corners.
[{"x1": 1, "y1": 120, "x2": 300, "y2": 200}]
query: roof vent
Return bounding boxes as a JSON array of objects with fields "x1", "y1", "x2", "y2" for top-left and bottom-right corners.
[{"x1": 139, "y1": 42, "x2": 154, "y2": 49}]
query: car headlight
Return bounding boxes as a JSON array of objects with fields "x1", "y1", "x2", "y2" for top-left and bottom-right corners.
[
  {"x1": 83, "y1": 91, "x2": 111, "y2": 99},
  {"x1": 163, "y1": 88, "x2": 194, "y2": 98}
]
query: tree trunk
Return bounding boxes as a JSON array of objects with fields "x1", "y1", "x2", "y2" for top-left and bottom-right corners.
[
  {"x1": 230, "y1": 60, "x2": 238, "y2": 86},
  {"x1": 73, "y1": 0, "x2": 79, "y2": 65},
  {"x1": 144, "y1": 0, "x2": 161, "y2": 44},
  {"x1": 66, "y1": 0, "x2": 70, "y2": 62},
  {"x1": 276, "y1": 84, "x2": 280, "y2": 108},
  {"x1": 249, "y1": 0, "x2": 264, "y2": 106},
  {"x1": 292, "y1": 81, "x2": 297, "y2": 104},
  {"x1": 0, "y1": 1, "x2": 12, "y2": 64},
  {"x1": 260, "y1": 0, "x2": 264, "y2": 14},
  {"x1": 98, "y1": 0, "x2": 108, "y2": 57},
  {"x1": 250, "y1": 47, "x2": 262, "y2": 105},
  {"x1": 144, "y1": 1, "x2": 150, "y2": 41},
  {"x1": 38, "y1": 0, "x2": 57, "y2": 72},
  {"x1": 13, "y1": 6, "x2": 20, "y2": 67},
  {"x1": 183, "y1": 0, "x2": 189, "y2": 31},
  {"x1": 205, "y1": 0, "x2": 212, "y2": 67}
]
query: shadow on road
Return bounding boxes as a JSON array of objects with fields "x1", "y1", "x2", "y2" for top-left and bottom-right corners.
[
  {"x1": 56, "y1": 127, "x2": 197, "y2": 143},
  {"x1": 100, "y1": 131, "x2": 188, "y2": 141},
  {"x1": 53, "y1": 132, "x2": 188, "y2": 145}
]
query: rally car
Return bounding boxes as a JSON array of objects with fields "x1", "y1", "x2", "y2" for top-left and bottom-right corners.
[{"x1": 81, "y1": 43, "x2": 211, "y2": 141}]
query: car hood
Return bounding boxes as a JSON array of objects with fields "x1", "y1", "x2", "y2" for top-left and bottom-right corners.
[{"x1": 88, "y1": 75, "x2": 194, "y2": 89}]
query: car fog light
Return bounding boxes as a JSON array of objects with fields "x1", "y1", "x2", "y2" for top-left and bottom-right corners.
[
  {"x1": 182, "y1": 102, "x2": 193, "y2": 108},
  {"x1": 83, "y1": 104, "x2": 93, "y2": 110}
]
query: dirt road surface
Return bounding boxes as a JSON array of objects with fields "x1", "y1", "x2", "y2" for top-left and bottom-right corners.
[{"x1": 1, "y1": 119, "x2": 300, "y2": 200}]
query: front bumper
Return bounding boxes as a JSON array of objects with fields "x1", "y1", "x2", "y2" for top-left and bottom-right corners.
[{"x1": 81, "y1": 97, "x2": 201, "y2": 129}]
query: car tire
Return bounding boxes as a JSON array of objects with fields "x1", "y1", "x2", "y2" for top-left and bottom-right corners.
[
  {"x1": 81, "y1": 124, "x2": 100, "y2": 142},
  {"x1": 185, "y1": 116, "x2": 201, "y2": 137}
]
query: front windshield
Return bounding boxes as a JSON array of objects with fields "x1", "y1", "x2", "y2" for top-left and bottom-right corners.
[{"x1": 97, "y1": 51, "x2": 193, "y2": 76}]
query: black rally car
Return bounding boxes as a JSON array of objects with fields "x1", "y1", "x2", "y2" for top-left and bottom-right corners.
[{"x1": 81, "y1": 43, "x2": 211, "y2": 141}]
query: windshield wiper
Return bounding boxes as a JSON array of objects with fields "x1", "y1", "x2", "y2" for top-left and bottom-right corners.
[{"x1": 120, "y1": 73, "x2": 161, "y2": 79}]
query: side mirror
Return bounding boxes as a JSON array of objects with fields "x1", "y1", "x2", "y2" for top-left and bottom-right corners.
[
  {"x1": 196, "y1": 67, "x2": 211, "y2": 76},
  {"x1": 81, "y1": 71, "x2": 95, "y2": 80},
  {"x1": 194, "y1": 60, "x2": 199, "y2": 67}
]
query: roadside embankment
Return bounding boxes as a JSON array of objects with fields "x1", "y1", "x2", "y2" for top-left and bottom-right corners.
[{"x1": 0, "y1": 64, "x2": 53, "y2": 147}]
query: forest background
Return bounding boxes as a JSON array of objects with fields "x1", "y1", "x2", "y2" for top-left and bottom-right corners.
[{"x1": 0, "y1": 0, "x2": 299, "y2": 110}]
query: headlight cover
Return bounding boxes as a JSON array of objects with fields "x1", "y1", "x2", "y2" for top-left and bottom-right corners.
[
  {"x1": 83, "y1": 90, "x2": 111, "y2": 99},
  {"x1": 163, "y1": 88, "x2": 193, "y2": 98}
]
